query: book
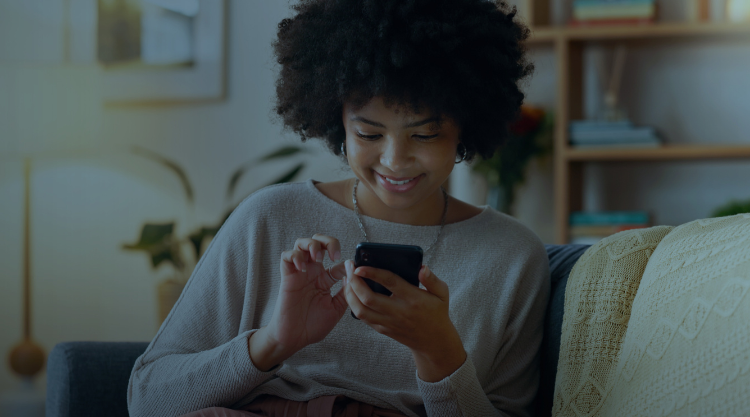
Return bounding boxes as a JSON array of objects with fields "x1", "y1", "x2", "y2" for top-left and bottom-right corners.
[
  {"x1": 571, "y1": 126, "x2": 657, "y2": 141},
  {"x1": 573, "y1": 0, "x2": 656, "y2": 21},
  {"x1": 569, "y1": 211, "x2": 650, "y2": 244},
  {"x1": 569, "y1": 121, "x2": 662, "y2": 147},
  {"x1": 573, "y1": 0, "x2": 654, "y2": 5},
  {"x1": 570, "y1": 120, "x2": 633, "y2": 131},
  {"x1": 570, "y1": 211, "x2": 650, "y2": 226},
  {"x1": 570, "y1": 224, "x2": 648, "y2": 237},
  {"x1": 569, "y1": 17, "x2": 655, "y2": 26},
  {"x1": 570, "y1": 140, "x2": 660, "y2": 148}
]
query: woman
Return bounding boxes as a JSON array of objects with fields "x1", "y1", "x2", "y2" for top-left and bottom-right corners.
[{"x1": 127, "y1": 1, "x2": 548, "y2": 416}]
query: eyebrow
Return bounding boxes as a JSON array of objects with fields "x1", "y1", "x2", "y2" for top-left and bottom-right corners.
[{"x1": 350, "y1": 116, "x2": 440, "y2": 128}]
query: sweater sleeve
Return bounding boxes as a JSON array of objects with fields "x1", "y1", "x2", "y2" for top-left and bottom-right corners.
[
  {"x1": 418, "y1": 240, "x2": 550, "y2": 417},
  {"x1": 127, "y1": 197, "x2": 277, "y2": 417}
]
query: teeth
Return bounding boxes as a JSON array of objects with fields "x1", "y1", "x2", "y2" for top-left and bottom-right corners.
[{"x1": 385, "y1": 177, "x2": 413, "y2": 185}]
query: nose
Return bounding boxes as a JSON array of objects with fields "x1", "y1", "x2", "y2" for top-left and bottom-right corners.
[{"x1": 379, "y1": 137, "x2": 413, "y2": 173}]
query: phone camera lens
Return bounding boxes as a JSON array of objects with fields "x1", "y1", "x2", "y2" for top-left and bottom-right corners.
[{"x1": 362, "y1": 252, "x2": 369, "y2": 262}]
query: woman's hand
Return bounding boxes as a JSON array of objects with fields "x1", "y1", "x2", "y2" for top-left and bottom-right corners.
[
  {"x1": 343, "y1": 261, "x2": 467, "y2": 382},
  {"x1": 249, "y1": 235, "x2": 347, "y2": 371}
]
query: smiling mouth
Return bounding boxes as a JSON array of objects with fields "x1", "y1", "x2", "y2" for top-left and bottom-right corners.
[{"x1": 376, "y1": 172, "x2": 421, "y2": 185}]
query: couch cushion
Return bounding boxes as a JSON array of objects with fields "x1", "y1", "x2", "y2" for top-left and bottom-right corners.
[
  {"x1": 552, "y1": 226, "x2": 673, "y2": 416},
  {"x1": 47, "y1": 341, "x2": 149, "y2": 417},
  {"x1": 597, "y1": 214, "x2": 750, "y2": 416}
]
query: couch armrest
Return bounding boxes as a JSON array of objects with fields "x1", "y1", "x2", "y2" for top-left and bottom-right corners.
[{"x1": 46, "y1": 341, "x2": 149, "y2": 417}]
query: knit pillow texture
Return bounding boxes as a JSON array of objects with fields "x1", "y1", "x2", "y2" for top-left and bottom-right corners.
[
  {"x1": 552, "y1": 225, "x2": 674, "y2": 416},
  {"x1": 597, "y1": 214, "x2": 750, "y2": 416}
]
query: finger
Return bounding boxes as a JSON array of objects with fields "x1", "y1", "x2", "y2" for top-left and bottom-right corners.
[
  {"x1": 331, "y1": 281, "x2": 349, "y2": 317},
  {"x1": 311, "y1": 234, "x2": 342, "y2": 262},
  {"x1": 294, "y1": 238, "x2": 324, "y2": 263},
  {"x1": 419, "y1": 265, "x2": 449, "y2": 301},
  {"x1": 344, "y1": 261, "x2": 387, "y2": 323},
  {"x1": 326, "y1": 262, "x2": 347, "y2": 282},
  {"x1": 353, "y1": 266, "x2": 405, "y2": 294},
  {"x1": 281, "y1": 249, "x2": 310, "y2": 272},
  {"x1": 348, "y1": 269, "x2": 389, "y2": 311}
]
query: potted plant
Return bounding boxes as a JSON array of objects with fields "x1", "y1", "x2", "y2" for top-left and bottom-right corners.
[
  {"x1": 472, "y1": 105, "x2": 553, "y2": 214},
  {"x1": 122, "y1": 145, "x2": 308, "y2": 324},
  {"x1": 712, "y1": 198, "x2": 750, "y2": 217}
]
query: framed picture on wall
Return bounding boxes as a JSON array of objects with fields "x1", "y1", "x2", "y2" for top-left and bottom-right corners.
[{"x1": 96, "y1": 0, "x2": 226, "y2": 104}]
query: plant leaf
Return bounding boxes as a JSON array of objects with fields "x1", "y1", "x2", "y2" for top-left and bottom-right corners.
[
  {"x1": 258, "y1": 146, "x2": 305, "y2": 162},
  {"x1": 187, "y1": 225, "x2": 222, "y2": 259},
  {"x1": 131, "y1": 146, "x2": 194, "y2": 205},
  {"x1": 227, "y1": 146, "x2": 307, "y2": 202},
  {"x1": 123, "y1": 223, "x2": 175, "y2": 249},
  {"x1": 226, "y1": 161, "x2": 254, "y2": 203},
  {"x1": 122, "y1": 223, "x2": 183, "y2": 269},
  {"x1": 270, "y1": 163, "x2": 305, "y2": 185}
]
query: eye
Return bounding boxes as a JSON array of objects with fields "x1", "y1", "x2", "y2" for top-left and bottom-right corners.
[
  {"x1": 413, "y1": 134, "x2": 439, "y2": 141},
  {"x1": 356, "y1": 132, "x2": 381, "y2": 140}
]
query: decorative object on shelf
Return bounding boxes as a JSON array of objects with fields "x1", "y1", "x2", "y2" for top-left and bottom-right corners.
[
  {"x1": 95, "y1": 0, "x2": 226, "y2": 103},
  {"x1": 472, "y1": 105, "x2": 553, "y2": 214},
  {"x1": 570, "y1": 0, "x2": 657, "y2": 26},
  {"x1": 569, "y1": 210, "x2": 650, "y2": 244},
  {"x1": 598, "y1": 43, "x2": 628, "y2": 122},
  {"x1": 712, "y1": 198, "x2": 750, "y2": 217},
  {"x1": 569, "y1": 42, "x2": 660, "y2": 148},
  {"x1": 685, "y1": 0, "x2": 711, "y2": 21},
  {"x1": 122, "y1": 145, "x2": 308, "y2": 324},
  {"x1": 727, "y1": 0, "x2": 750, "y2": 22}
]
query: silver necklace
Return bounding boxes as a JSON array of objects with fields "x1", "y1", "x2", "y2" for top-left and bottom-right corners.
[{"x1": 352, "y1": 178, "x2": 449, "y2": 253}]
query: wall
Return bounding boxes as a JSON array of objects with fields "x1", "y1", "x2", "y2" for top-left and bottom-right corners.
[{"x1": 1, "y1": 0, "x2": 749, "y2": 398}]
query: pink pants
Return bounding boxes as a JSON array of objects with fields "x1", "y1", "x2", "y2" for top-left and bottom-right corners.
[{"x1": 178, "y1": 395, "x2": 407, "y2": 417}]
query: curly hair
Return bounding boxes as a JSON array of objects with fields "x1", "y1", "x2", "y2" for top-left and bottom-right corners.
[{"x1": 272, "y1": 0, "x2": 534, "y2": 161}]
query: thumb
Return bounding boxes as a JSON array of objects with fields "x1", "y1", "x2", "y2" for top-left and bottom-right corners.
[{"x1": 419, "y1": 265, "x2": 449, "y2": 301}]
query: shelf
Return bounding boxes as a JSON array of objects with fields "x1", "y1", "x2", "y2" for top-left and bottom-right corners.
[
  {"x1": 527, "y1": 21, "x2": 750, "y2": 44},
  {"x1": 565, "y1": 145, "x2": 750, "y2": 162}
]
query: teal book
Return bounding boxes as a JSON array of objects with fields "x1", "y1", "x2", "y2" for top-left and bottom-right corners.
[{"x1": 569, "y1": 211, "x2": 650, "y2": 226}]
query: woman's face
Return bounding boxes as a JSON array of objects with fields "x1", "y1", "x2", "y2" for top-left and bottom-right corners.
[{"x1": 342, "y1": 97, "x2": 461, "y2": 214}]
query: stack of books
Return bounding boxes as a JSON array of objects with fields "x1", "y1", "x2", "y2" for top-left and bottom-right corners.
[
  {"x1": 570, "y1": 211, "x2": 650, "y2": 245},
  {"x1": 569, "y1": 120, "x2": 661, "y2": 148},
  {"x1": 571, "y1": 0, "x2": 657, "y2": 26}
]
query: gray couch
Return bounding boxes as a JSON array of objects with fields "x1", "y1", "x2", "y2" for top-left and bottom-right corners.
[{"x1": 46, "y1": 244, "x2": 590, "y2": 417}]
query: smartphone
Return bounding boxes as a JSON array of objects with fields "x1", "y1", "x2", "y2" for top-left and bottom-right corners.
[
  {"x1": 354, "y1": 242, "x2": 423, "y2": 296},
  {"x1": 351, "y1": 243, "x2": 423, "y2": 320}
]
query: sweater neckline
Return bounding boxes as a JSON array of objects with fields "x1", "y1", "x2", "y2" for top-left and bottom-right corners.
[{"x1": 305, "y1": 178, "x2": 491, "y2": 231}]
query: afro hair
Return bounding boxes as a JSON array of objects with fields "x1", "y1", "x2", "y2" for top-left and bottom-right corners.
[{"x1": 272, "y1": 0, "x2": 534, "y2": 161}]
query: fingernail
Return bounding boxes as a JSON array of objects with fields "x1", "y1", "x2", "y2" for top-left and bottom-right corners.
[
  {"x1": 424, "y1": 266, "x2": 430, "y2": 277},
  {"x1": 301, "y1": 263, "x2": 307, "y2": 272},
  {"x1": 334, "y1": 251, "x2": 341, "y2": 261},
  {"x1": 345, "y1": 260, "x2": 353, "y2": 275},
  {"x1": 316, "y1": 252, "x2": 323, "y2": 262}
]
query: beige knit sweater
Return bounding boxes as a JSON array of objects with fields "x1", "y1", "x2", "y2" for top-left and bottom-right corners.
[{"x1": 127, "y1": 180, "x2": 549, "y2": 417}]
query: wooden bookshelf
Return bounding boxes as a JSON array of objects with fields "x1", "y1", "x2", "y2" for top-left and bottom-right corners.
[{"x1": 521, "y1": 1, "x2": 750, "y2": 243}]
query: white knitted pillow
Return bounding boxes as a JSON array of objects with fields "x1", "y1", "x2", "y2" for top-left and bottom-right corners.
[
  {"x1": 552, "y1": 226, "x2": 674, "y2": 417},
  {"x1": 597, "y1": 213, "x2": 750, "y2": 416}
]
